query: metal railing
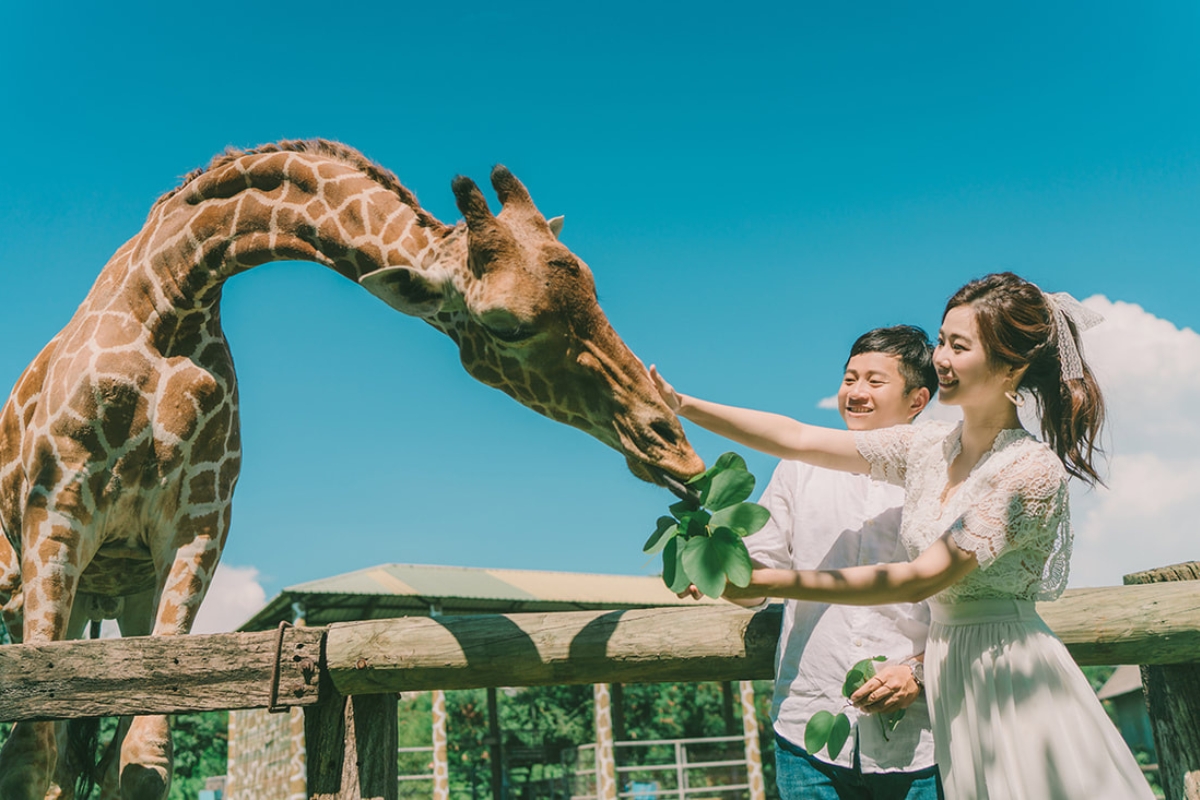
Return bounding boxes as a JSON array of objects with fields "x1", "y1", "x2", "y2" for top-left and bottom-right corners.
[{"x1": 568, "y1": 735, "x2": 751, "y2": 800}]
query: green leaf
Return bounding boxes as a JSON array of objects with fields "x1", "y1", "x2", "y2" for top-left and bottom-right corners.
[
  {"x1": 705, "y1": 469, "x2": 755, "y2": 511},
  {"x1": 662, "y1": 538, "x2": 691, "y2": 594},
  {"x1": 713, "y1": 452, "x2": 748, "y2": 473},
  {"x1": 681, "y1": 536, "x2": 728, "y2": 599},
  {"x1": 643, "y1": 517, "x2": 679, "y2": 555},
  {"x1": 712, "y1": 527, "x2": 753, "y2": 587},
  {"x1": 684, "y1": 473, "x2": 713, "y2": 505},
  {"x1": 804, "y1": 710, "x2": 835, "y2": 754},
  {"x1": 682, "y1": 528, "x2": 755, "y2": 597},
  {"x1": 826, "y1": 713, "x2": 852, "y2": 760},
  {"x1": 709, "y1": 502, "x2": 771, "y2": 536},
  {"x1": 676, "y1": 508, "x2": 711, "y2": 532},
  {"x1": 842, "y1": 658, "x2": 878, "y2": 698},
  {"x1": 669, "y1": 500, "x2": 700, "y2": 520}
]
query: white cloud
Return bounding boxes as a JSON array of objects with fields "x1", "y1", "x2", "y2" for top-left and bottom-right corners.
[
  {"x1": 192, "y1": 564, "x2": 269, "y2": 634},
  {"x1": 97, "y1": 563, "x2": 268, "y2": 638},
  {"x1": 1067, "y1": 296, "x2": 1200, "y2": 586},
  {"x1": 817, "y1": 394, "x2": 838, "y2": 410}
]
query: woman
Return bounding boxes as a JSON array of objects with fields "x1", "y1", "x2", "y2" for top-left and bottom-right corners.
[{"x1": 652, "y1": 272, "x2": 1153, "y2": 799}]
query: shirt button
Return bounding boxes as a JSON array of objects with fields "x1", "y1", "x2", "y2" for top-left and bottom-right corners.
[{"x1": 854, "y1": 639, "x2": 863, "y2": 647}]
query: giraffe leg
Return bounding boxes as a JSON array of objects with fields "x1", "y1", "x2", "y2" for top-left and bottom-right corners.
[
  {"x1": 0, "y1": 532, "x2": 22, "y2": 643},
  {"x1": 119, "y1": 531, "x2": 223, "y2": 800},
  {"x1": 84, "y1": 590, "x2": 153, "y2": 800},
  {"x1": 0, "y1": 526, "x2": 84, "y2": 800},
  {"x1": 48, "y1": 596, "x2": 115, "y2": 800}
]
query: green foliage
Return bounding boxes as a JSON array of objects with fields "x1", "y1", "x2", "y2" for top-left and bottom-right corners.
[
  {"x1": 805, "y1": 656, "x2": 908, "y2": 759},
  {"x1": 168, "y1": 711, "x2": 228, "y2": 800},
  {"x1": 646, "y1": 452, "x2": 770, "y2": 598},
  {"x1": 441, "y1": 681, "x2": 781, "y2": 798}
]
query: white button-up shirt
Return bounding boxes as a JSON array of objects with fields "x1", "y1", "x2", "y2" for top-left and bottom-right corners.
[{"x1": 746, "y1": 460, "x2": 936, "y2": 773}]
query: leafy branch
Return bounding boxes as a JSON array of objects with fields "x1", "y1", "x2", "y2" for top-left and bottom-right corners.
[
  {"x1": 805, "y1": 656, "x2": 907, "y2": 759},
  {"x1": 644, "y1": 452, "x2": 770, "y2": 598}
]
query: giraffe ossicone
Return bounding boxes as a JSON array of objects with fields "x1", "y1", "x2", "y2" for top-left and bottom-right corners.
[{"x1": 0, "y1": 139, "x2": 703, "y2": 799}]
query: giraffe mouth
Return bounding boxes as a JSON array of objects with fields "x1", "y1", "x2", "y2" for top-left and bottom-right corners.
[
  {"x1": 662, "y1": 471, "x2": 702, "y2": 504},
  {"x1": 651, "y1": 466, "x2": 703, "y2": 504}
]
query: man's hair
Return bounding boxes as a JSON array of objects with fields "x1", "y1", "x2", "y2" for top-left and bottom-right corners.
[{"x1": 845, "y1": 325, "x2": 938, "y2": 397}]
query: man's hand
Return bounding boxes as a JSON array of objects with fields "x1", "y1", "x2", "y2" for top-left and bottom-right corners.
[
  {"x1": 676, "y1": 582, "x2": 767, "y2": 609},
  {"x1": 848, "y1": 664, "x2": 921, "y2": 715}
]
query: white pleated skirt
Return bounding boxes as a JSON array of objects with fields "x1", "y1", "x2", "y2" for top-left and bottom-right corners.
[{"x1": 925, "y1": 598, "x2": 1155, "y2": 800}]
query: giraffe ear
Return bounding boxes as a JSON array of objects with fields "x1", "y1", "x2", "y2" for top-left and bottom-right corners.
[
  {"x1": 359, "y1": 266, "x2": 444, "y2": 318},
  {"x1": 547, "y1": 215, "x2": 564, "y2": 238}
]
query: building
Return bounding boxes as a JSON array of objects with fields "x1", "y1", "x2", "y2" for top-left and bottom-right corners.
[{"x1": 225, "y1": 563, "x2": 765, "y2": 800}]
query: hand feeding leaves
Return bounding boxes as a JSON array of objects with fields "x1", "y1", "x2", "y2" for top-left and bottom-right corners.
[
  {"x1": 644, "y1": 452, "x2": 770, "y2": 598},
  {"x1": 805, "y1": 656, "x2": 908, "y2": 759}
]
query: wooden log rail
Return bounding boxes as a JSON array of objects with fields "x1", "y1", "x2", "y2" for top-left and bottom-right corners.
[{"x1": 1, "y1": 582, "x2": 1197, "y2": 722}]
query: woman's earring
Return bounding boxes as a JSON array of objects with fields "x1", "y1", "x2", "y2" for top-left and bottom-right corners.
[{"x1": 1005, "y1": 389, "x2": 1025, "y2": 407}]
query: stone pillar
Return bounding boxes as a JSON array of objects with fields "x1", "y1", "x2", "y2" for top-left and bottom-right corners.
[
  {"x1": 593, "y1": 683, "x2": 618, "y2": 800},
  {"x1": 738, "y1": 681, "x2": 766, "y2": 800},
  {"x1": 431, "y1": 690, "x2": 450, "y2": 800},
  {"x1": 287, "y1": 706, "x2": 307, "y2": 800}
]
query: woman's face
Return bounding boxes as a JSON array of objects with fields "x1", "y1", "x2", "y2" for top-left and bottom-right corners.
[{"x1": 934, "y1": 305, "x2": 1014, "y2": 408}]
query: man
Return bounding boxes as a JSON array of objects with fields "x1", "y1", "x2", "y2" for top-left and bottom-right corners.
[{"x1": 740, "y1": 326, "x2": 943, "y2": 799}]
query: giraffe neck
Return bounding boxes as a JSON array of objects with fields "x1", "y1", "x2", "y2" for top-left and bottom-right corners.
[{"x1": 93, "y1": 146, "x2": 460, "y2": 343}]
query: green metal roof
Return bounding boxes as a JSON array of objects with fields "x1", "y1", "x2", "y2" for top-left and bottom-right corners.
[{"x1": 240, "y1": 562, "x2": 721, "y2": 632}]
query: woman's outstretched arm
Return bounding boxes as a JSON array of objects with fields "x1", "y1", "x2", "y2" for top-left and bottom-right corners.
[
  {"x1": 650, "y1": 366, "x2": 870, "y2": 473},
  {"x1": 725, "y1": 532, "x2": 980, "y2": 605}
]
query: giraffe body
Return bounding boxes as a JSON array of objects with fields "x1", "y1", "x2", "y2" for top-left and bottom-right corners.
[{"x1": 0, "y1": 140, "x2": 702, "y2": 798}]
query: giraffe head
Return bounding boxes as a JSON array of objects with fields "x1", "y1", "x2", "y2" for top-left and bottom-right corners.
[{"x1": 360, "y1": 166, "x2": 704, "y2": 485}]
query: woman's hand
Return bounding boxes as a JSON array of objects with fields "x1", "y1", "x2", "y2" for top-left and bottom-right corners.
[
  {"x1": 849, "y1": 664, "x2": 922, "y2": 714},
  {"x1": 649, "y1": 365, "x2": 683, "y2": 413}
]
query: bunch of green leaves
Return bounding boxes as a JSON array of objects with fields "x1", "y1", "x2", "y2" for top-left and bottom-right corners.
[
  {"x1": 643, "y1": 452, "x2": 771, "y2": 598},
  {"x1": 805, "y1": 656, "x2": 907, "y2": 759}
]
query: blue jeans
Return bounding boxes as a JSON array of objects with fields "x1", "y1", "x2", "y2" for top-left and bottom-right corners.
[{"x1": 775, "y1": 735, "x2": 943, "y2": 800}]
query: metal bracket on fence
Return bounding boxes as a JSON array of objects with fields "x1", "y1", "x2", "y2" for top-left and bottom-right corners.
[{"x1": 268, "y1": 620, "x2": 294, "y2": 713}]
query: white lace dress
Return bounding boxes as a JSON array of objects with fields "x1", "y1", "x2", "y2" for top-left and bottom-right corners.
[{"x1": 855, "y1": 421, "x2": 1154, "y2": 800}]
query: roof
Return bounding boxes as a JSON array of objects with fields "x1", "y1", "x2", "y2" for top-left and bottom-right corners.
[
  {"x1": 1097, "y1": 665, "x2": 1144, "y2": 700},
  {"x1": 240, "y1": 562, "x2": 722, "y2": 631}
]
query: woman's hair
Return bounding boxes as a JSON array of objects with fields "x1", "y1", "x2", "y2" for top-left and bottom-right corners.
[{"x1": 945, "y1": 272, "x2": 1106, "y2": 485}]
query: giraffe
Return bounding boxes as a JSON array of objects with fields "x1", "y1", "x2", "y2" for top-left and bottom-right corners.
[{"x1": 0, "y1": 139, "x2": 704, "y2": 799}]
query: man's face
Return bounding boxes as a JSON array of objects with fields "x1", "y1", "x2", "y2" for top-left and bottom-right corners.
[{"x1": 838, "y1": 352, "x2": 922, "y2": 431}]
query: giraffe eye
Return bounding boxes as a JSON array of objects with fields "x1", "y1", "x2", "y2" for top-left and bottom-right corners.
[
  {"x1": 480, "y1": 310, "x2": 536, "y2": 344},
  {"x1": 486, "y1": 324, "x2": 534, "y2": 344}
]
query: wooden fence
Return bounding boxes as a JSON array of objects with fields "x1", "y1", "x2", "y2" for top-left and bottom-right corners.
[{"x1": 2, "y1": 575, "x2": 1199, "y2": 800}]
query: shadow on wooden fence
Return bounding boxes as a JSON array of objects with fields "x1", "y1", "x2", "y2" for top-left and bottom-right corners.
[{"x1": 2, "y1": 568, "x2": 1198, "y2": 800}]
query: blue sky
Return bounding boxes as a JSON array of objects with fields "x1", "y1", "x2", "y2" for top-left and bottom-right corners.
[{"x1": 3, "y1": 1, "x2": 1198, "y2": 621}]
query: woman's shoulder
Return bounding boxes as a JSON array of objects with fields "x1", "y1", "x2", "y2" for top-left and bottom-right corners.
[
  {"x1": 991, "y1": 432, "x2": 1069, "y2": 493},
  {"x1": 910, "y1": 418, "x2": 960, "y2": 446}
]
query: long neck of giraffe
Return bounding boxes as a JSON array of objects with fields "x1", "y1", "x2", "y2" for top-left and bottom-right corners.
[{"x1": 96, "y1": 146, "x2": 460, "y2": 342}]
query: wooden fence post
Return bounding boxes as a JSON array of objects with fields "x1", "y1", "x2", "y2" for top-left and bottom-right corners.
[
  {"x1": 304, "y1": 679, "x2": 399, "y2": 800},
  {"x1": 1125, "y1": 562, "x2": 1200, "y2": 800}
]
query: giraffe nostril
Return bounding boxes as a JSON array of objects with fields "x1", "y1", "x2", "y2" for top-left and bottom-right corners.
[{"x1": 650, "y1": 419, "x2": 678, "y2": 446}]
